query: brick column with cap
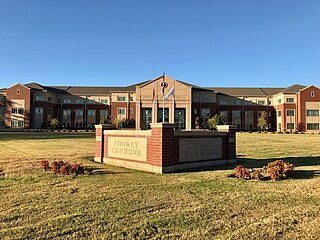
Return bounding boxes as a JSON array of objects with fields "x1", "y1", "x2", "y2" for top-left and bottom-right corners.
[
  {"x1": 217, "y1": 125, "x2": 236, "y2": 161},
  {"x1": 149, "y1": 123, "x2": 175, "y2": 172},
  {"x1": 94, "y1": 124, "x2": 114, "y2": 163}
]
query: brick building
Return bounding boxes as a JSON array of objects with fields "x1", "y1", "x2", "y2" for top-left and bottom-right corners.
[{"x1": 0, "y1": 75, "x2": 319, "y2": 132}]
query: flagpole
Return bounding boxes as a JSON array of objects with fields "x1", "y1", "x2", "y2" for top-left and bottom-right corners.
[{"x1": 163, "y1": 73, "x2": 165, "y2": 123}]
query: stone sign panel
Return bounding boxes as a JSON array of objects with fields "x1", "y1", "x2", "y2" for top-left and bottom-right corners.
[
  {"x1": 108, "y1": 137, "x2": 147, "y2": 161},
  {"x1": 179, "y1": 138, "x2": 222, "y2": 162}
]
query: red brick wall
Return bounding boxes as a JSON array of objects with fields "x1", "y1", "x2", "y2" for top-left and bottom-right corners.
[
  {"x1": 5, "y1": 84, "x2": 31, "y2": 128},
  {"x1": 297, "y1": 86, "x2": 320, "y2": 126}
]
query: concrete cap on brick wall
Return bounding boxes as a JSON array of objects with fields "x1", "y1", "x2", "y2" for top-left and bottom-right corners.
[
  {"x1": 216, "y1": 125, "x2": 237, "y2": 132},
  {"x1": 150, "y1": 123, "x2": 175, "y2": 129},
  {"x1": 94, "y1": 124, "x2": 115, "y2": 129}
]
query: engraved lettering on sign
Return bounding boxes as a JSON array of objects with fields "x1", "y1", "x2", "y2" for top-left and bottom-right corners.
[
  {"x1": 108, "y1": 137, "x2": 147, "y2": 161},
  {"x1": 179, "y1": 138, "x2": 222, "y2": 162}
]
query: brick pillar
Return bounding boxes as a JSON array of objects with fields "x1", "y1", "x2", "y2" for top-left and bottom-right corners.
[
  {"x1": 150, "y1": 123, "x2": 175, "y2": 172},
  {"x1": 94, "y1": 124, "x2": 114, "y2": 163},
  {"x1": 217, "y1": 125, "x2": 236, "y2": 161}
]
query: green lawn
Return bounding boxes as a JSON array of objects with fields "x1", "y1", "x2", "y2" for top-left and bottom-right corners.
[{"x1": 1, "y1": 132, "x2": 320, "y2": 239}]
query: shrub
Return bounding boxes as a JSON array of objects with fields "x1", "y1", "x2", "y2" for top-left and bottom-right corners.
[
  {"x1": 71, "y1": 163, "x2": 85, "y2": 176},
  {"x1": 251, "y1": 169, "x2": 263, "y2": 180},
  {"x1": 49, "y1": 160, "x2": 86, "y2": 176},
  {"x1": 266, "y1": 160, "x2": 294, "y2": 180},
  {"x1": 60, "y1": 162, "x2": 72, "y2": 176},
  {"x1": 51, "y1": 160, "x2": 65, "y2": 174},
  {"x1": 40, "y1": 160, "x2": 50, "y2": 171},
  {"x1": 234, "y1": 165, "x2": 251, "y2": 180}
]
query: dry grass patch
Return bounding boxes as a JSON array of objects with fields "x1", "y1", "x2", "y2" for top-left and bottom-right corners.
[{"x1": 0, "y1": 132, "x2": 320, "y2": 239}]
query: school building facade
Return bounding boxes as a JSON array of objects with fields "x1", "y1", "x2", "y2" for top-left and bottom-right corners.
[{"x1": 0, "y1": 75, "x2": 319, "y2": 132}]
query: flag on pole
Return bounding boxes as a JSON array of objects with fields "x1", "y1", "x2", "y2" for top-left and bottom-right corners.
[{"x1": 164, "y1": 86, "x2": 174, "y2": 100}]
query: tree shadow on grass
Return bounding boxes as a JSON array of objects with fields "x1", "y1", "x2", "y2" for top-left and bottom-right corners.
[
  {"x1": 288, "y1": 169, "x2": 320, "y2": 179},
  {"x1": 0, "y1": 132, "x2": 95, "y2": 140},
  {"x1": 178, "y1": 156, "x2": 320, "y2": 179}
]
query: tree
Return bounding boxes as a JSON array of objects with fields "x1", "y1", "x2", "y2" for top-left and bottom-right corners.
[
  {"x1": 257, "y1": 111, "x2": 267, "y2": 132},
  {"x1": 207, "y1": 114, "x2": 226, "y2": 130},
  {"x1": 100, "y1": 115, "x2": 111, "y2": 124},
  {"x1": 296, "y1": 122, "x2": 305, "y2": 132},
  {"x1": 50, "y1": 118, "x2": 60, "y2": 130}
]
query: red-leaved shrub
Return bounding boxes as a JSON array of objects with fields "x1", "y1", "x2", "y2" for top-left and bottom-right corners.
[
  {"x1": 40, "y1": 160, "x2": 50, "y2": 171},
  {"x1": 266, "y1": 160, "x2": 294, "y2": 180},
  {"x1": 71, "y1": 163, "x2": 85, "y2": 176},
  {"x1": 234, "y1": 165, "x2": 251, "y2": 179}
]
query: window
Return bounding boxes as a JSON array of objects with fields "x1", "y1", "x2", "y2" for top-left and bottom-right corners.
[
  {"x1": 142, "y1": 108, "x2": 152, "y2": 129},
  {"x1": 48, "y1": 108, "x2": 52, "y2": 115},
  {"x1": 16, "y1": 89, "x2": 20, "y2": 95},
  {"x1": 200, "y1": 109, "x2": 211, "y2": 119},
  {"x1": 174, "y1": 109, "x2": 185, "y2": 130},
  {"x1": 88, "y1": 100, "x2": 95, "y2": 104},
  {"x1": 287, "y1": 110, "x2": 294, "y2": 116},
  {"x1": 277, "y1": 111, "x2": 281, "y2": 117},
  {"x1": 36, "y1": 95, "x2": 44, "y2": 101},
  {"x1": 194, "y1": 109, "x2": 197, "y2": 114},
  {"x1": 257, "y1": 111, "x2": 263, "y2": 118},
  {"x1": 117, "y1": 108, "x2": 126, "y2": 116},
  {"x1": 58, "y1": 99, "x2": 61, "y2": 103},
  {"x1": 307, "y1": 123, "x2": 319, "y2": 130},
  {"x1": 287, "y1": 123, "x2": 294, "y2": 130},
  {"x1": 35, "y1": 107, "x2": 43, "y2": 114},
  {"x1": 232, "y1": 99, "x2": 241, "y2": 105},
  {"x1": 219, "y1": 100, "x2": 228, "y2": 105},
  {"x1": 0, "y1": 96, "x2": 6, "y2": 101},
  {"x1": 117, "y1": 96, "x2": 126, "y2": 102},
  {"x1": 311, "y1": 91, "x2": 315, "y2": 97},
  {"x1": 87, "y1": 110, "x2": 96, "y2": 128},
  {"x1": 201, "y1": 96, "x2": 209, "y2": 102},
  {"x1": 76, "y1": 99, "x2": 84, "y2": 104},
  {"x1": 307, "y1": 110, "x2": 319, "y2": 117},
  {"x1": 100, "y1": 110, "x2": 108, "y2": 118},
  {"x1": 0, "y1": 121, "x2": 4, "y2": 127},
  {"x1": 245, "y1": 111, "x2": 253, "y2": 130},
  {"x1": 286, "y1": 98, "x2": 294, "y2": 103},
  {"x1": 48, "y1": 97, "x2": 52, "y2": 102},
  {"x1": 158, "y1": 108, "x2": 169, "y2": 123},
  {"x1": 220, "y1": 111, "x2": 228, "y2": 123},
  {"x1": 257, "y1": 100, "x2": 265, "y2": 105},
  {"x1": 130, "y1": 96, "x2": 133, "y2": 101},
  {"x1": 75, "y1": 110, "x2": 83, "y2": 116},
  {"x1": 63, "y1": 99, "x2": 71, "y2": 104},
  {"x1": 278, "y1": 99, "x2": 282, "y2": 104},
  {"x1": 0, "y1": 107, "x2": 5, "y2": 115},
  {"x1": 88, "y1": 110, "x2": 96, "y2": 117},
  {"x1": 232, "y1": 111, "x2": 241, "y2": 129},
  {"x1": 12, "y1": 108, "x2": 24, "y2": 114},
  {"x1": 63, "y1": 109, "x2": 71, "y2": 127},
  {"x1": 11, "y1": 120, "x2": 24, "y2": 128},
  {"x1": 100, "y1": 99, "x2": 108, "y2": 104}
]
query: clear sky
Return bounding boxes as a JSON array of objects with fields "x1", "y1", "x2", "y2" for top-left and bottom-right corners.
[{"x1": 0, "y1": 0, "x2": 319, "y2": 89}]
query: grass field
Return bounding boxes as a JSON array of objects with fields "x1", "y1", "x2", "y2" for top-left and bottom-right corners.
[{"x1": 1, "y1": 132, "x2": 320, "y2": 239}]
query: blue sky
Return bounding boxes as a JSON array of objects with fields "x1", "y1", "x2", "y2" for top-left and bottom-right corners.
[{"x1": 0, "y1": 0, "x2": 319, "y2": 88}]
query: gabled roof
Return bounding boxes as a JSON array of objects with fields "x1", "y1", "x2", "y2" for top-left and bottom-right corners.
[
  {"x1": 260, "y1": 88, "x2": 284, "y2": 96},
  {"x1": 24, "y1": 80, "x2": 149, "y2": 95},
  {"x1": 211, "y1": 87, "x2": 271, "y2": 97},
  {"x1": 281, "y1": 84, "x2": 306, "y2": 93}
]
